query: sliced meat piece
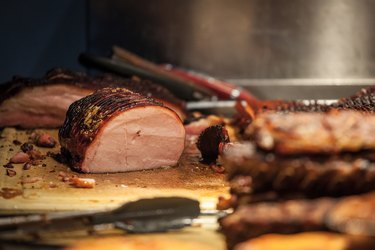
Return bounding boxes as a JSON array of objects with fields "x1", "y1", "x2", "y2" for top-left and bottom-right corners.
[
  {"x1": 224, "y1": 142, "x2": 375, "y2": 198},
  {"x1": 59, "y1": 88, "x2": 185, "y2": 173},
  {"x1": 219, "y1": 198, "x2": 335, "y2": 248},
  {"x1": 248, "y1": 111, "x2": 375, "y2": 155},
  {"x1": 234, "y1": 232, "x2": 349, "y2": 250},
  {"x1": 327, "y1": 192, "x2": 375, "y2": 236},
  {"x1": 0, "y1": 68, "x2": 186, "y2": 128}
]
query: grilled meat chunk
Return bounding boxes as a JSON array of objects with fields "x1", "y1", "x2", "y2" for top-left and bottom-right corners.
[
  {"x1": 220, "y1": 198, "x2": 335, "y2": 248},
  {"x1": 196, "y1": 125, "x2": 230, "y2": 164},
  {"x1": 59, "y1": 88, "x2": 185, "y2": 173},
  {"x1": 224, "y1": 143, "x2": 375, "y2": 199},
  {"x1": 247, "y1": 111, "x2": 375, "y2": 155}
]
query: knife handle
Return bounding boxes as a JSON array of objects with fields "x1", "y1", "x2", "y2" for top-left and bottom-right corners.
[{"x1": 163, "y1": 66, "x2": 261, "y2": 109}]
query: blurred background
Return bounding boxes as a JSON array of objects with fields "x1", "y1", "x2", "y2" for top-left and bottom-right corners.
[{"x1": 1, "y1": 0, "x2": 375, "y2": 98}]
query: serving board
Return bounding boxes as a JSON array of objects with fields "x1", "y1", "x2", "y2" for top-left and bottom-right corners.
[
  {"x1": 0, "y1": 128, "x2": 229, "y2": 249},
  {"x1": 0, "y1": 128, "x2": 229, "y2": 213}
]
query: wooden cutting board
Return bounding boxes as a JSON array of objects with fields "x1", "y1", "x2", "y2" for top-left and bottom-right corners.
[
  {"x1": 0, "y1": 128, "x2": 228, "y2": 249},
  {"x1": 0, "y1": 128, "x2": 229, "y2": 213}
]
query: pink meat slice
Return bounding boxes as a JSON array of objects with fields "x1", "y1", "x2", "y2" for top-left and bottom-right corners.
[
  {"x1": 59, "y1": 88, "x2": 185, "y2": 173},
  {"x1": 0, "y1": 84, "x2": 91, "y2": 128},
  {"x1": 0, "y1": 68, "x2": 186, "y2": 128}
]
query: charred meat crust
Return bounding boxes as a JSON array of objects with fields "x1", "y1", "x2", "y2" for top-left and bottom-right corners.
[
  {"x1": 225, "y1": 147, "x2": 375, "y2": 198},
  {"x1": 253, "y1": 87, "x2": 375, "y2": 114},
  {"x1": 258, "y1": 100, "x2": 331, "y2": 113},
  {"x1": 0, "y1": 68, "x2": 186, "y2": 111},
  {"x1": 59, "y1": 88, "x2": 165, "y2": 171},
  {"x1": 335, "y1": 87, "x2": 375, "y2": 112},
  {"x1": 196, "y1": 125, "x2": 230, "y2": 164}
]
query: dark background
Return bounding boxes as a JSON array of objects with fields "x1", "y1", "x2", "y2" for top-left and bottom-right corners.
[
  {"x1": 0, "y1": 0, "x2": 86, "y2": 82},
  {"x1": 1, "y1": 0, "x2": 374, "y2": 99}
]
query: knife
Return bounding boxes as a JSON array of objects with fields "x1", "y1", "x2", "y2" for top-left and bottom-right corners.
[
  {"x1": 79, "y1": 53, "x2": 214, "y2": 101},
  {"x1": 112, "y1": 46, "x2": 261, "y2": 109}
]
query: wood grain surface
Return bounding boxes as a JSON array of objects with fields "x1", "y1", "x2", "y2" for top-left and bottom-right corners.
[
  {"x1": 0, "y1": 127, "x2": 228, "y2": 249},
  {"x1": 0, "y1": 128, "x2": 228, "y2": 213}
]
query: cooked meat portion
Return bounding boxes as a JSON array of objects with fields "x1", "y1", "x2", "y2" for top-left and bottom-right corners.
[
  {"x1": 220, "y1": 198, "x2": 335, "y2": 248},
  {"x1": 233, "y1": 233, "x2": 353, "y2": 250},
  {"x1": 184, "y1": 114, "x2": 225, "y2": 136},
  {"x1": 59, "y1": 88, "x2": 185, "y2": 173},
  {"x1": 247, "y1": 111, "x2": 375, "y2": 155},
  {"x1": 0, "y1": 68, "x2": 186, "y2": 128},
  {"x1": 223, "y1": 143, "x2": 375, "y2": 198},
  {"x1": 196, "y1": 125, "x2": 230, "y2": 164},
  {"x1": 222, "y1": 192, "x2": 375, "y2": 249},
  {"x1": 335, "y1": 87, "x2": 375, "y2": 112},
  {"x1": 257, "y1": 100, "x2": 331, "y2": 114},
  {"x1": 254, "y1": 87, "x2": 375, "y2": 114},
  {"x1": 327, "y1": 192, "x2": 375, "y2": 236}
]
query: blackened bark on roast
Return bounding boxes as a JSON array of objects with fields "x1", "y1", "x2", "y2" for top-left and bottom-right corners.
[
  {"x1": 224, "y1": 146, "x2": 375, "y2": 199},
  {"x1": 59, "y1": 88, "x2": 162, "y2": 171}
]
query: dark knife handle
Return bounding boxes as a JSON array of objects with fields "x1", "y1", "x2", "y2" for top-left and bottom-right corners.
[{"x1": 79, "y1": 53, "x2": 213, "y2": 100}]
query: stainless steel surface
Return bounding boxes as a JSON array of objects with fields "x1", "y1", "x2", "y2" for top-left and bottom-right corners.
[{"x1": 90, "y1": 0, "x2": 375, "y2": 80}]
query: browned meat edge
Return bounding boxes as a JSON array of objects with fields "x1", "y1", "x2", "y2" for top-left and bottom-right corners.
[
  {"x1": 224, "y1": 144, "x2": 375, "y2": 198},
  {"x1": 219, "y1": 198, "x2": 335, "y2": 249},
  {"x1": 196, "y1": 125, "x2": 230, "y2": 164},
  {"x1": 0, "y1": 68, "x2": 186, "y2": 111},
  {"x1": 247, "y1": 110, "x2": 375, "y2": 155},
  {"x1": 256, "y1": 87, "x2": 375, "y2": 114},
  {"x1": 335, "y1": 87, "x2": 375, "y2": 112},
  {"x1": 58, "y1": 87, "x2": 163, "y2": 171}
]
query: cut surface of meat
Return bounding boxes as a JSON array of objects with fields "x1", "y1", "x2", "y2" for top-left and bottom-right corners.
[
  {"x1": 59, "y1": 88, "x2": 185, "y2": 173},
  {"x1": 84, "y1": 106, "x2": 186, "y2": 173},
  {"x1": 0, "y1": 68, "x2": 186, "y2": 128},
  {"x1": 248, "y1": 111, "x2": 375, "y2": 155},
  {"x1": 0, "y1": 84, "x2": 92, "y2": 128}
]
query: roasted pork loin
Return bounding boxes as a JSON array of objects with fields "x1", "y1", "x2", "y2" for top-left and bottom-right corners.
[
  {"x1": 59, "y1": 88, "x2": 185, "y2": 173},
  {"x1": 0, "y1": 68, "x2": 186, "y2": 128}
]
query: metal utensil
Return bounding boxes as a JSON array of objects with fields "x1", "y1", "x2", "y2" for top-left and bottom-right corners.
[
  {"x1": 0, "y1": 197, "x2": 200, "y2": 235},
  {"x1": 79, "y1": 53, "x2": 213, "y2": 100}
]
